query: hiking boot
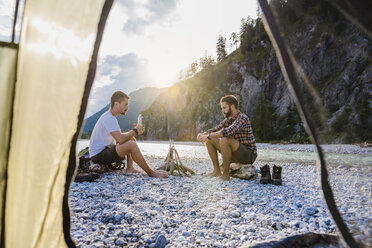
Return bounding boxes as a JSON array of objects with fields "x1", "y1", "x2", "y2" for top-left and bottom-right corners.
[
  {"x1": 259, "y1": 164, "x2": 271, "y2": 184},
  {"x1": 272, "y1": 165, "x2": 282, "y2": 185}
]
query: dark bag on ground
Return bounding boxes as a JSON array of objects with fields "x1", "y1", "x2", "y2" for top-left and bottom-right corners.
[
  {"x1": 75, "y1": 147, "x2": 100, "y2": 182},
  {"x1": 78, "y1": 147, "x2": 91, "y2": 173},
  {"x1": 78, "y1": 147, "x2": 126, "y2": 173}
]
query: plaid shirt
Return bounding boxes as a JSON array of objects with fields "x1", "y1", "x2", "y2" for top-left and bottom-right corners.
[{"x1": 206, "y1": 112, "x2": 257, "y2": 154}]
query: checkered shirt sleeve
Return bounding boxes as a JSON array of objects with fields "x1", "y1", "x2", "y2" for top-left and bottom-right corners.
[{"x1": 206, "y1": 119, "x2": 226, "y2": 133}]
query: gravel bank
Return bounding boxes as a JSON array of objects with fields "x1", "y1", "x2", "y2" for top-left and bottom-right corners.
[
  {"x1": 256, "y1": 143, "x2": 372, "y2": 155},
  {"x1": 70, "y1": 151, "x2": 372, "y2": 247}
]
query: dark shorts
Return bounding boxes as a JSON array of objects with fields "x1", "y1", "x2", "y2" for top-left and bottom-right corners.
[
  {"x1": 231, "y1": 143, "x2": 257, "y2": 164},
  {"x1": 91, "y1": 146, "x2": 123, "y2": 165}
]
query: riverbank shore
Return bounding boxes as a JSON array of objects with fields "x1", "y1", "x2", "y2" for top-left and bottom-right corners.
[{"x1": 70, "y1": 143, "x2": 372, "y2": 247}]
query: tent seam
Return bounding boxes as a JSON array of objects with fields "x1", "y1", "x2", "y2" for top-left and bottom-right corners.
[
  {"x1": 62, "y1": 0, "x2": 114, "y2": 247},
  {"x1": 33, "y1": 150, "x2": 65, "y2": 248}
]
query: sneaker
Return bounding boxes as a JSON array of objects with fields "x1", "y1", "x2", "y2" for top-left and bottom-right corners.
[
  {"x1": 272, "y1": 165, "x2": 282, "y2": 185},
  {"x1": 259, "y1": 164, "x2": 271, "y2": 184}
]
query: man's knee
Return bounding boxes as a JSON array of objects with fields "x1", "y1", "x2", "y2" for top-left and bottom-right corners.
[
  {"x1": 206, "y1": 139, "x2": 219, "y2": 149},
  {"x1": 206, "y1": 139, "x2": 213, "y2": 147},
  {"x1": 127, "y1": 140, "x2": 137, "y2": 147},
  {"x1": 116, "y1": 140, "x2": 137, "y2": 157},
  {"x1": 118, "y1": 140, "x2": 136, "y2": 150},
  {"x1": 219, "y1": 137, "x2": 230, "y2": 147}
]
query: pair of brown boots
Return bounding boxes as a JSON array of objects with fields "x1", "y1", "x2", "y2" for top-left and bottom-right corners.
[{"x1": 259, "y1": 164, "x2": 282, "y2": 185}]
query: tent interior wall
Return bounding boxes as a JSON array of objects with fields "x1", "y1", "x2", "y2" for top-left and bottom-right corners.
[
  {"x1": 0, "y1": 44, "x2": 18, "y2": 247},
  {"x1": 0, "y1": 0, "x2": 110, "y2": 247}
]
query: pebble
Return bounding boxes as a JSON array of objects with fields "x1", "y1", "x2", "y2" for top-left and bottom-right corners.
[
  {"x1": 185, "y1": 201, "x2": 193, "y2": 208},
  {"x1": 155, "y1": 235, "x2": 167, "y2": 248},
  {"x1": 115, "y1": 239, "x2": 125, "y2": 246},
  {"x1": 231, "y1": 210, "x2": 241, "y2": 218},
  {"x1": 154, "y1": 222, "x2": 162, "y2": 229},
  {"x1": 114, "y1": 214, "x2": 122, "y2": 222},
  {"x1": 305, "y1": 207, "x2": 319, "y2": 216}
]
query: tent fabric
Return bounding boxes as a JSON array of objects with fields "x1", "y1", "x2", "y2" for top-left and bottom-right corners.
[
  {"x1": 63, "y1": 0, "x2": 113, "y2": 246},
  {"x1": 258, "y1": 0, "x2": 359, "y2": 247},
  {"x1": 4, "y1": 0, "x2": 106, "y2": 247},
  {"x1": 0, "y1": 46, "x2": 17, "y2": 245}
]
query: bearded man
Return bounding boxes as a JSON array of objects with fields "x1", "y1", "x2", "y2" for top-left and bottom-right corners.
[{"x1": 197, "y1": 95, "x2": 257, "y2": 181}]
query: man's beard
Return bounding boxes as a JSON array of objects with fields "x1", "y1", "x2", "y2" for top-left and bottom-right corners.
[
  {"x1": 224, "y1": 107, "x2": 232, "y2": 118},
  {"x1": 121, "y1": 111, "x2": 126, "y2": 115}
]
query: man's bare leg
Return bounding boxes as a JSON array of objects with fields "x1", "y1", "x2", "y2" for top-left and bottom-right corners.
[
  {"x1": 219, "y1": 138, "x2": 240, "y2": 181},
  {"x1": 206, "y1": 138, "x2": 222, "y2": 176},
  {"x1": 125, "y1": 154, "x2": 141, "y2": 173},
  {"x1": 116, "y1": 141, "x2": 168, "y2": 178}
]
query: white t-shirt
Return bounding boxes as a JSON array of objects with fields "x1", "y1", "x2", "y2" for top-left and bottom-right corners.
[{"x1": 89, "y1": 111, "x2": 121, "y2": 157}]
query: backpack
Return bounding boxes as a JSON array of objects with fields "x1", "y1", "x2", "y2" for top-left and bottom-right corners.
[
  {"x1": 77, "y1": 147, "x2": 125, "y2": 172},
  {"x1": 78, "y1": 147, "x2": 91, "y2": 173}
]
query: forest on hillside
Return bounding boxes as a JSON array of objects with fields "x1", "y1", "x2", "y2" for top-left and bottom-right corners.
[{"x1": 142, "y1": 0, "x2": 371, "y2": 143}]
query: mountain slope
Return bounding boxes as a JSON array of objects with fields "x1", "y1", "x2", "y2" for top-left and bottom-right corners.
[{"x1": 142, "y1": 1, "x2": 371, "y2": 143}]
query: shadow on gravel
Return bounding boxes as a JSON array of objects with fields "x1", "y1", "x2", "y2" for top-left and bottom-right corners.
[{"x1": 250, "y1": 232, "x2": 341, "y2": 248}]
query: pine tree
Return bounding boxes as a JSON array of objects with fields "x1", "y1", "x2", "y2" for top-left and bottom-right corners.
[
  {"x1": 199, "y1": 51, "x2": 215, "y2": 70},
  {"x1": 186, "y1": 61, "x2": 198, "y2": 78},
  {"x1": 216, "y1": 35, "x2": 227, "y2": 62},
  {"x1": 229, "y1": 32, "x2": 239, "y2": 49}
]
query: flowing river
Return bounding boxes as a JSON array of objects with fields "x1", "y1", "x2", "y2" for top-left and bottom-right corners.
[{"x1": 76, "y1": 140, "x2": 372, "y2": 168}]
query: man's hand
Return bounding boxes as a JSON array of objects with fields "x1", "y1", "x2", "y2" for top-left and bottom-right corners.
[
  {"x1": 134, "y1": 123, "x2": 145, "y2": 135},
  {"x1": 197, "y1": 133, "x2": 209, "y2": 143},
  {"x1": 200, "y1": 134, "x2": 208, "y2": 143},
  {"x1": 197, "y1": 133, "x2": 203, "y2": 142},
  {"x1": 197, "y1": 132, "x2": 207, "y2": 141}
]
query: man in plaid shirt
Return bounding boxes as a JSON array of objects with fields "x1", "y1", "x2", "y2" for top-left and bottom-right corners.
[{"x1": 197, "y1": 95, "x2": 257, "y2": 181}]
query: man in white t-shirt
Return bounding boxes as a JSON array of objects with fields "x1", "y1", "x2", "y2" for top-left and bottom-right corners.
[{"x1": 89, "y1": 91, "x2": 168, "y2": 178}]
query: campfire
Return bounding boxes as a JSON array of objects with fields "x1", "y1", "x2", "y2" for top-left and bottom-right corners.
[{"x1": 156, "y1": 140, "x2": 195, "y2": 177}]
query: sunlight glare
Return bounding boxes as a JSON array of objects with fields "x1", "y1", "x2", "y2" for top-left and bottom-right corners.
[
  {"x1": 166, "y1": 86, "x2": 187, "y2": 111},
  {"x1": 28, "y1": 18, "x2": 95, "y2": 65}
]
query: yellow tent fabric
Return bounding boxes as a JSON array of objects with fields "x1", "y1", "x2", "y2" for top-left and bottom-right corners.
[
  {"x1": 0, "y1": 46, "x2": 17, "y2": 245},
  {"x1": 3, "y1": 0, "x2": 107, "y2": 247}
]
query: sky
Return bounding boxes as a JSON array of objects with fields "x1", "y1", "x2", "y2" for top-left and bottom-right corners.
[{"x1": 0, "y1": 0, "x2": 259, "y2": 116}]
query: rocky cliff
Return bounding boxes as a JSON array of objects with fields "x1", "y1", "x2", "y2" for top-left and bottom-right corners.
[{"x1": 142, "y1": 8, "x2": 371, "y2": 143}]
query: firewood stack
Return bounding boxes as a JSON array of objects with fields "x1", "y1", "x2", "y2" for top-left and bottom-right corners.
[{"x1": 156, "y1": 140, "x2": 195, "y2": 177}]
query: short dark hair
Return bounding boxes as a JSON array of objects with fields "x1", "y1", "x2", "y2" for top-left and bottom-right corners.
[
  {"x1": 111, "y1": 91, "x2": 130, "y2": 108},
  {"x1": 220, "y1": 95, "x2": 238, "y2": 108}
]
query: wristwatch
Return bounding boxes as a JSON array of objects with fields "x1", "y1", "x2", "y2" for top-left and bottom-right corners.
[
  {"x1": 132, "y1": 128, "x2": 138, "y2": 135},
  {"x1": 207, "y1": 133, "x2": 211, "y2": 140}
]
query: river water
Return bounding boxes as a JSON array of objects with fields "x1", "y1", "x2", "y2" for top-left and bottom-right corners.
[{"x1": 76, "y1": 140, "x2": 371, "y2": 168}]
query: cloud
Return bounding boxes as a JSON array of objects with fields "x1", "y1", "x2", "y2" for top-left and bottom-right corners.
[
  {"x1": 147, "y1": 0, "x2": 178, "y2": 16},
  {"x1": 122, "y1": 18, "x2": 149, "y2": 35},
  {"x1": 0, "y1": 16, "x2": 11, "y2": 41},
  {"x1": 0, "y1": 0, "x2": 25, "y2": 42},
  {"x1": 117, "y1": 0, "x2": 179, "y2": 35},
  {"x1": 86, "y1": 53, "x2": 151, "y2": 116},
  {"x1": 0, "y1": 0, "x2": 15, "y2": 41}
]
